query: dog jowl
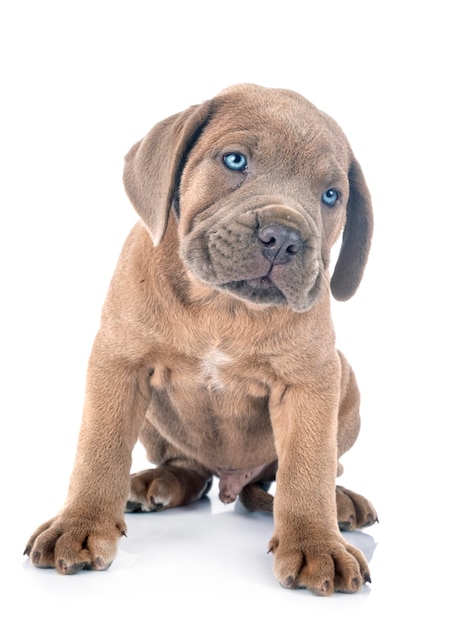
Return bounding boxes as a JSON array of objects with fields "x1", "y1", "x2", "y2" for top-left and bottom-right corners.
[{"x1": 25, "y1": 84, "x2": 377, "y2": 595}]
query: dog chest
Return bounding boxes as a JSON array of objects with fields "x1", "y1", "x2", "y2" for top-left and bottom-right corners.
[
  {"x1": 200, "y1": 347, "x2": 270, "y2": 399},
  {"x1": 200, "y1": 347, "x2": 230, "y2": 391}
]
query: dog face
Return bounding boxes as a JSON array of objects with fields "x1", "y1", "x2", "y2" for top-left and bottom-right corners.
[{"x1": 124, "y1": 84, "x2": 373, "y2": 311}]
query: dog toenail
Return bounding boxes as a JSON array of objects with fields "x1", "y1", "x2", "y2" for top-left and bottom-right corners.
[
  {"x1": 320, "y1": 580, "x2": 331, "y2": 595},
  {"x1": 93, "y1": 557, "x2": 112, "y2": 571}
]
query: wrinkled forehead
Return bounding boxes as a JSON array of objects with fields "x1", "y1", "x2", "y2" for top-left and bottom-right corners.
[{"x1": 197, "y1": 86, "x2": 351, "y2": 173}]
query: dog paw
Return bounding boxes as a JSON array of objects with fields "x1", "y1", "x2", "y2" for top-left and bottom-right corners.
[
  {"x1": 126, "y1": 466, "x2": 212, "y2": 512},
  {"x1": 24, "y1": 512, "x2": 127, "y2": 574},
  {"x1": 268, "y1": 529, "x2": 371, "y2": 595},
  {"x1": 336, "y1": 485, "x2": 378, "y2": 530}
]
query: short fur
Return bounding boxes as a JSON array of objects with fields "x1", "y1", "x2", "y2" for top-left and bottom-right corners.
[{"x1": 25, "y1": 84, "x2": 377, "y2": 595}]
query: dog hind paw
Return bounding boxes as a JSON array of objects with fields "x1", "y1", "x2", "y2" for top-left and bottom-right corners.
[
  {"x1": 336, "y1": 485, "x2": 378, "y2": 530},
  {"x1": 126, "y1": 466, "x2": 212, "y2": 513}
]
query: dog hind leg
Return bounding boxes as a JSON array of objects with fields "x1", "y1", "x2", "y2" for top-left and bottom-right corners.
[
  {"x1": 335, "y1": 351, "x2": 378, "y2": 529},
  {"x1": 239, "y1": 482, "x2": 274, "y2": 513},
  {"x1": 126, "y1": 417, "x2": 212, "y2": 512}
]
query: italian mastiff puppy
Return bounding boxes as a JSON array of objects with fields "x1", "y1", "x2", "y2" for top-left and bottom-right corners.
[{"x1": 25, "y1": 84, "x2": 377, "y2": 595}]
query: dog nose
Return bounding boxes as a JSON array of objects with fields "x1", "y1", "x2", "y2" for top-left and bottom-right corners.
[{"x1": 258, "y1": 224, "x2": 303, "y2": 264}]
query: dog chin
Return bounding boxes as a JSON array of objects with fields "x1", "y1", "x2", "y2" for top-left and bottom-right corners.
[
  {"x1": 221, "y1": 276, "x2": 316, "y2": 313},
  {"x1": 224, "y1": 277, "x2": 285, "y2": 305}
]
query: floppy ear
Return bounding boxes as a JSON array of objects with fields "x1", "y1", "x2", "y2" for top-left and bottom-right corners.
[
  {"x1": 330, "y1": 157, "x2": 373, "y2": 301},
  {"x1": 123, "y1": 101, "x2": 213, "y2": 245}
]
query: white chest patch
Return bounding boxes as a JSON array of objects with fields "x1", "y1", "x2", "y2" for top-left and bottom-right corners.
[{"x1": 200, "y1": 348, "x2": 231, "y2": 390}]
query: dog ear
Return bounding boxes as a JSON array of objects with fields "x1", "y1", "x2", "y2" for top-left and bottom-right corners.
[
  {"x1": 330, "y1": 157, "x2": 373, "y2": 301},
  {"x1": 123, "y1": 102, "x2": 213, "y2": 245}
]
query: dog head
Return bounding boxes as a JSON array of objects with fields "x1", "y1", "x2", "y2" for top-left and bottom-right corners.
[{"x1": 123, "y1": 84, "x2": 373, "y2": 312}]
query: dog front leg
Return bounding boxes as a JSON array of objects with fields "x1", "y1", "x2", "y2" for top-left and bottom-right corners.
[
  {"x1": 268, "y1": 374, "x2": 371, "y2": 595},
  {"x1": 24, "y1": 335, "x2": 152, "y2": 574}
]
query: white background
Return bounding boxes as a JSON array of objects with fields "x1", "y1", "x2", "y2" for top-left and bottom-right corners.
[{"x1": 1, "y1": 1, "x2": 461, "y2": 623}]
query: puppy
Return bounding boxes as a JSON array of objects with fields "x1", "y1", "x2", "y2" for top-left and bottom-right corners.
[{"x1": 25, "y1": 84, "x2": 377, "y2": 595}]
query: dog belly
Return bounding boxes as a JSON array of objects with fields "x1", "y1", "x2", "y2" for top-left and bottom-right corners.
[{"x1": 143, "y1": 386, "x2": 277, "y2": 476}]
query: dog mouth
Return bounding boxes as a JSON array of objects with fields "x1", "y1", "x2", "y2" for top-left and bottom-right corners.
[
  {"x1": 246, "y1": 276, "x2": 274, "y2": 289},
  {"x1": 220, "y1": 262, "x2": 324, "y2": 312},
  {"x1": 222, "y1": 275, "x2": 296, "y2": 308},
  {"x1": 222, "y1": 276, "x2": 283, "y2": 302}
]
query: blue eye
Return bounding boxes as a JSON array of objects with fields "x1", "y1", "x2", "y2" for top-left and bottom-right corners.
[
  {"x1": 321, "y1": 189, "x2": 339, "y2": 207},
  {"x1": 223, "y1": 152, "x2": 247, "y2": 172}
]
